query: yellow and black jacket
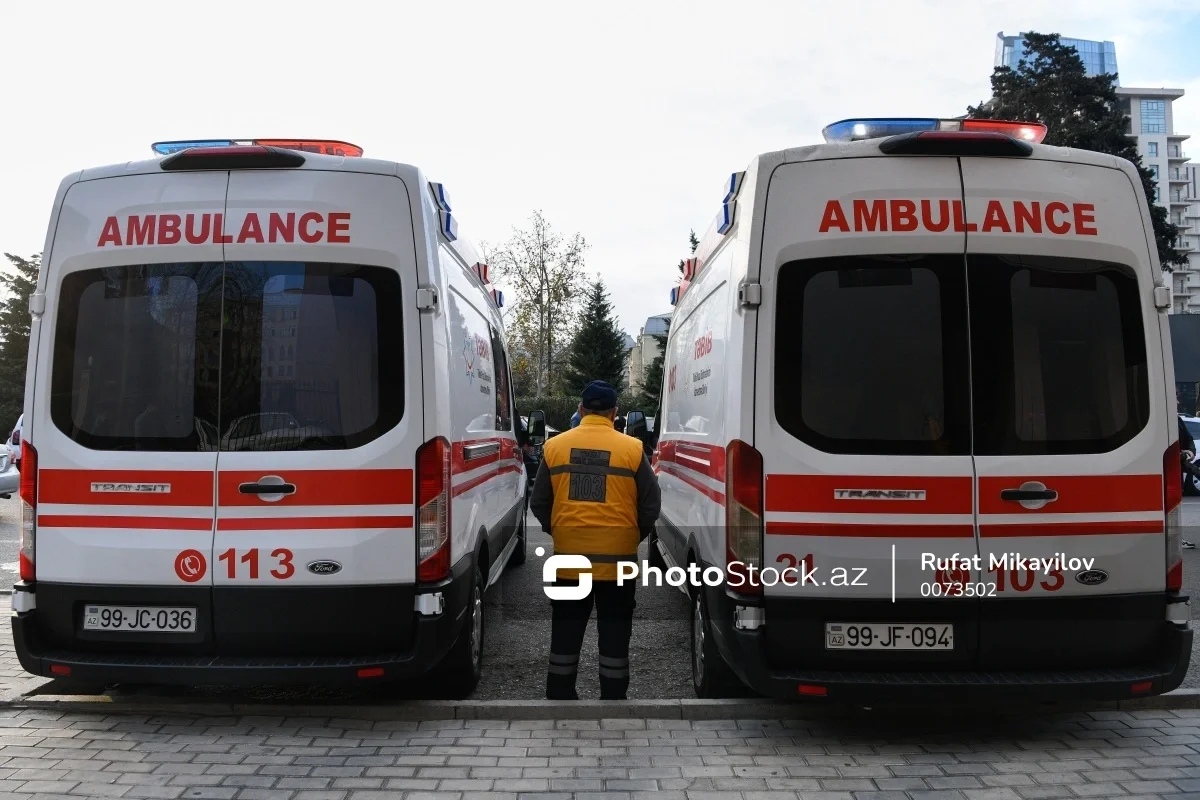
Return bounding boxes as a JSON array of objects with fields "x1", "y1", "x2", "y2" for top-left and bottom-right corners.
[{"x1": 528, "y1": 414, "x2": 661, "y2": 581}]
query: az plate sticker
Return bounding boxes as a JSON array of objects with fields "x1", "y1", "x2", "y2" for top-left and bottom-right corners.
[{"x1": 91, "y1": 483, "x2": 171, "y2": 494}]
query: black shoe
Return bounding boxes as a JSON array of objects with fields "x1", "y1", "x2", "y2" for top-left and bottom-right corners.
[{"x1": 1184, "y1": 541, "x2": 1196, "y2": 550}]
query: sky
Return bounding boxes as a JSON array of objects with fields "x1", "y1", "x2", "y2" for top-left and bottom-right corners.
[{"x1": 3, "y1": 0, "x2": 1199, "y2": 340}]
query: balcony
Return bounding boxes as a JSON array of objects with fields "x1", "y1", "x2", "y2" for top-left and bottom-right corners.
[
  {"x1": 1168, "y1": 150, "x2": 1189, "y2": 161},
  {"x1": 1170, "y1": 170, "x2": 1191, "y2": 182}
]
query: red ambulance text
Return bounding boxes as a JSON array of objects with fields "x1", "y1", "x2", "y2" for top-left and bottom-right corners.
[
  {"x1": 818, "y1": 199, "x2": 1098, "y2": 236},
  {"x1": 97, "y1": 212, "x2": 352, "y2": 247}
]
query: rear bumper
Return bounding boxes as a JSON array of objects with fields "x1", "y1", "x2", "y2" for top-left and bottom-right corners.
[
  {"x1": 705, "y1": 582, "x2": 1194, "y2": 702},
  {"x1": 10, "y1": 558, "x2": 474, "y2": 687}
]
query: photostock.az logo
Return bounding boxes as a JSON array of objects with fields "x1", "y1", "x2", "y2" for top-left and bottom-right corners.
[{"x1": 541, "y1": 552, "x2": 593, "y2": 600}]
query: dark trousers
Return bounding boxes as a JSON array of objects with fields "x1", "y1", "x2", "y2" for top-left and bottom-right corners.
[{"x1": 547, "y1": 579, "x2": 636, "y2": 700}]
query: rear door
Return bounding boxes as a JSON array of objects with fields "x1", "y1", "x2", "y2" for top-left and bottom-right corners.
[
  {"x1": 213, "y1": 170, "x2": 421, "y2": 656},
  {"x1": 31, "y1": 172, "x2": 225, "y2": 651},
  {"x1": 961, "y1": 157, "x2": 1168, "y2": 669},
  {"x1": 757, "y1": 156, "x2": 981, "y2": 667}
]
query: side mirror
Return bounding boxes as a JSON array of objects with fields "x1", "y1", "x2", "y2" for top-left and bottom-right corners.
[
  {"x1": 528, "y1": 410, "x2": 547, "y2": 446},
  {"x1": 625, "y1": 410, "x2": 648, "y2": 440}
]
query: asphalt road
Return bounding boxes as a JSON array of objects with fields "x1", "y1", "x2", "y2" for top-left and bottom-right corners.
[{"x1": 5, "y1": 496, "x2": 1200, "y2": 699}]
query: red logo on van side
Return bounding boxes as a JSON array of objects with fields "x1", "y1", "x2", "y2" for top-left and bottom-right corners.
[
  {"x1": 694, "y1": 331, "x2": 712, "y2": 360},
  {"x1": 818, "y1": 199, "x2": 1097, "y2": 236},
  {"x1": 96, "y1": 212, "x2": 352, "y2": 247}
]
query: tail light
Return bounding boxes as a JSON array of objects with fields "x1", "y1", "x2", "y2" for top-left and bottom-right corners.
[
  {"x1": 725, "y1": 439, "x2": 763, "y2": 596},
  {"x1": 416, "y1": 437, "x2": 451, "y2": 583},
  {"x1": 1166, "y1": 441, "x2": 1183, "y2": 592},
  {"x1": 19, "y1": 441, "x2": 37, "y2": 583}
]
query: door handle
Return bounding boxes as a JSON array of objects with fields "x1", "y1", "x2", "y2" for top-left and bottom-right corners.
[
  {"x1": 239, "y1": 482, "x2": 296, "y2": 495},
  {"x1": 1000, "y1": 488, "x2": 1058, "y2": 502}
]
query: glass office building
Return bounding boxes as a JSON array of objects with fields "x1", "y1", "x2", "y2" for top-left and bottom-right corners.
[{"x1": 995, "y1": 32, "x2": 1119, "y2": 84}]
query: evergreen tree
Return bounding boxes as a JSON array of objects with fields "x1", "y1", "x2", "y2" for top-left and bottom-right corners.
[
  {"x1": 0, "y1": 253, "x2": 40, "y2": 426},
  {"x1": 675, "y1": 229, "x2": 700, "y2": 283},
  {"x1": 968, "y1": 32, "x2": 1185, "y2": 269},
  {"x1": 561, "y1": 278, "x2": 627, "y2": 396}
]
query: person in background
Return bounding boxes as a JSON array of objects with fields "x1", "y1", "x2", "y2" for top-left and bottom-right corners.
[
  {"x1": 1180, "y1": 415, "x2": 1196, "y2": 550},
  {"x1": 570, "y1": 408, "x2": 581, "y2": 429},
  {"x1": 529, "y1": 381, "x2": 661, "y2": 700}
]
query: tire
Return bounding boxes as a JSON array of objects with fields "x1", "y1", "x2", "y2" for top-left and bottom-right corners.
[
  {"x1": 690, "y1": 583, "x2": 736, "y2": 698},
  {"x1": 508, "y1": 512, "x2": 527, "y2": 567},
  {"x1": 648, "y1": 529, "x2": 667, "y2": 572},
  {"x1": 1187, "y1": 466, "x2": 1200, "y2": 497},
  {"x1": 441, "y1": 564, "x2": 485, "y2": 698}
]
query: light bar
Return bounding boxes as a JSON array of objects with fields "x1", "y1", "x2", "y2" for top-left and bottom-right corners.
[
  {"x1": 822, "y1": 118, "x2": 1047, "y2": 144},
  {"x1": 152, "y1": 140, "x2": 237, "y2": 155},
  {"x1": 429, "y1": 182, "x2": 457, "y2": 242},
  {"x1": 151, "y1": 139, "x2": 364, "y2": 157}
]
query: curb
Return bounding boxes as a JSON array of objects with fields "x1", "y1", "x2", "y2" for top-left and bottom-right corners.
[{"x1": 4, "y1": 690, "x2": 1200, "y2": 720}]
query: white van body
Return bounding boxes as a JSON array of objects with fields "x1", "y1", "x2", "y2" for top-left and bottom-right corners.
[
  {"x1": 12, "y1": 143, "x2": 526, "y2": 692},
  {"x1": 651, "y1": 127, "x2": 1192, "y2": 701}
]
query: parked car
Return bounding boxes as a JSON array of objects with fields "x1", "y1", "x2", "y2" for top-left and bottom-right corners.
[
  {"x1": 654, "y1": 115, "x2": 1191, "y2": 701},
  {"x1": 12, "y1": 136, "x2": 527, "y2": 698},
  {"x1": 7, "y1": 414, "x2": 21, "y2": 471},
  {"x1": 0, "y1": 448, "x2": 17, "y2": 499}
]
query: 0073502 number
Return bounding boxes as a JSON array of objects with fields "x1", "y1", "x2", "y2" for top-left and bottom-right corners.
[{"x1": 217, "y1": 548, "x2": 295, "y2": 580}]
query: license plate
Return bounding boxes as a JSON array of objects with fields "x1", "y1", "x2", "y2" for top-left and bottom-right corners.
[
  {"x1": 82, "y1": 606, "x2": 197, "y2": 633},
  {"x1": 825, "y1": 623, "x2": 953, "y2": 650}
]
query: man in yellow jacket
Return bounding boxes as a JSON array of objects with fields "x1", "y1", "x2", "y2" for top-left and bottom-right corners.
[{"x1": 529, "y1": 380, "x2": 661, "y2": 700}]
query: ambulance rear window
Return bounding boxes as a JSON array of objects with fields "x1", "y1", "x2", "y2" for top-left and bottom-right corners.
[
  {"x1": 50, "y1": 261, "x2": 404, "y2": 452},
  {"x1": 969, "y1": 254, "x2": 1148, "y2": 455},
  {"x1": 774, "y1": 254, "x2": 972, "y2": 456},
  {"x1": 217, "y1": 262, "x2": 404, "y2": 451},
  {"x1": 50, "y1": 263, "x2": 223, "y2": 451}
]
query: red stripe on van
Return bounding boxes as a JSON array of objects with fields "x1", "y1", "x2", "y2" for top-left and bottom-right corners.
[
  {"x1": 767, "y1": 523, "x2": 974, "y2": 538},
  {"x1": 977, "y1": 475, "x2": 1162, "y2": 515},
  {"x1": 980, "y1": 520, "x2": 1164, "y2": 537},
  {"x1": 451, "y1": 463, "x2": 523, "y2": 497},
  {"x1": 218, "y1": 469, "x2": 414, "y2": 506},
  {"x1": 765, "y1": 475, "x2": 972, "y2": 514},
  {"x1": 38, "y1": 470, "x2": 214, "y2": 506},
  {"x1": 657, "y1": 461, "x2": 727, "y2": 506},
  {"x1": 37, "y1": 515, "x2": 214, "y2": 531},
  {"x1": 657, "y1": 441, "x2": 726, "y2": 481},
  {"x1": 452, "y1": 438, "x2": 509, "y2": 474},
  {"x1": 217, "y1": 515, "x2": 414, "y2": 531}
]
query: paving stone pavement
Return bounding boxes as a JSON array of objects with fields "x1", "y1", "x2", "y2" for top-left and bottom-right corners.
[{"x1": 0, "y1": 707, "x2": 1192, "y2": 798}]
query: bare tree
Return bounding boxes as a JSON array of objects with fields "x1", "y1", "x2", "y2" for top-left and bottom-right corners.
[{"x1": 490, "y1": 211, "x2": 588, "y2": 397}]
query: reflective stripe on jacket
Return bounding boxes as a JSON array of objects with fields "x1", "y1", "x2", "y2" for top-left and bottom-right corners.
[{"x1": 529, "y1": 414, "x2": 661, "y2": 581}]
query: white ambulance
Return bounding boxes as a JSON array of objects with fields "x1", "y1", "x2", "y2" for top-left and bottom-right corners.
[
  {"x1": 12, "y1": 139, "x2": 528, "y2": 695},
  {"x1": 649, "y1": 118, "x2": 1193, "y2": 701}
]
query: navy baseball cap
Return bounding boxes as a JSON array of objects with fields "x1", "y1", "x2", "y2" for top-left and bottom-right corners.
[{"x1": 581, "y1": 380, "x2": 618, "y2": 411}]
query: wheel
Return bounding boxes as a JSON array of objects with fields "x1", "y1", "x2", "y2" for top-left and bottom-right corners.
[
  {"x1": 441, "y1": 564, "x2": 485, "y2": 698},
  {"x1": 648, "y1": 529, "x2": 667, "y2": 572},
  {"x1": 1186, "y1": 466, "x2": 1200, "y2": 497},
  {"x1": 508, "y1": 512, "x2": 527, "y2": 567},
  {"x1": 690, "y1": 583, "x2": 736, "y2": 698}
]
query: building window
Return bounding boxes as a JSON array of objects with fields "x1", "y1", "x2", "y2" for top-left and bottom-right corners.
[
  {"x1": 1141, "y1": 100, "x2": 1166, "y2": 134},
  {"x1": 1148, "y1": 142, "x2": 1158, "y2": 157},
  {"x1": 1170, "y1": 145, "x2": 1181, "y2": 158},
  {"x1": 1150, "y1": 165, "x2": 1159, "y2": 181}
]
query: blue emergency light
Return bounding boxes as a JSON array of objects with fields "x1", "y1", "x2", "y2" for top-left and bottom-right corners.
[
  {"x1": 151, "y1": 139, "x2": 364, "y2": 157},
  {"x1": 822, "y1": 118, "x2": 1047, "y2": 144},
  {"x1": 152, "y1": 140, "x2": 237, "y2": 155}
]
